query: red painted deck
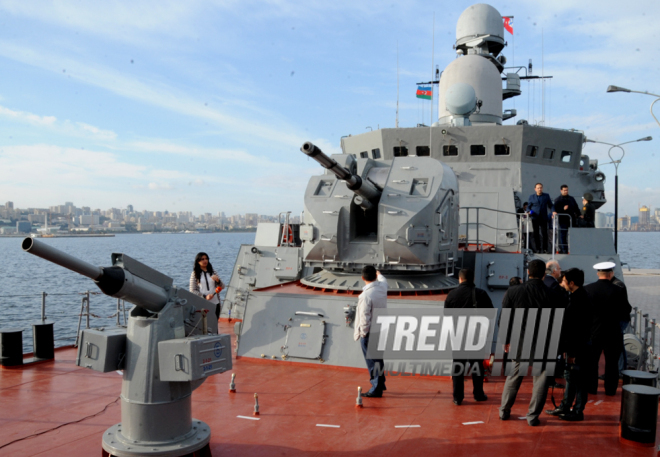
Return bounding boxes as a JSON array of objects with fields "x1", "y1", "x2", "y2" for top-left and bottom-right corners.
[{"x1": 0, "y1": 321, "x2": 657, "y2": 456}]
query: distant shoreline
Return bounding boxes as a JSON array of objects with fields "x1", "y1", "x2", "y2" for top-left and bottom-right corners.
[{"x1": 0, "y1": 229, "x2": 257, "y2": 238}]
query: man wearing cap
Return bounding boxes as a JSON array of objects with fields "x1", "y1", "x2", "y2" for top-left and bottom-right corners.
[
  {"x1": 528, "y1": 183, "x2": 553, "y2": 253},
  {"x1": 578, "y1": 194, "x2": 595, "y2": 228},
  {"x1": 584, "y1": 262, "x2": 632, "y2": 395}
]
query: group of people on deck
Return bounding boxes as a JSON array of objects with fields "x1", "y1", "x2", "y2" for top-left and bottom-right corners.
[
  {"x1": 520, "y1": 183, "x2": 595, "y2": 254},
  {"x1": 355, "y1": 260, "x2": 631, "y2": 426}
]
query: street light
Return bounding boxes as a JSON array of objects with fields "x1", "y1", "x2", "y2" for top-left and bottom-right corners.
[
  {"x1": 607, "y1": 85, "x2": 660, "y2": 129},
  {"x1": 584, "y1": 136, "x2": 653, "y2": 252}
]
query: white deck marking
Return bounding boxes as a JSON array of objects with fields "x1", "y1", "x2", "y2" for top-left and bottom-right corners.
[
  {"x1": 237, "y1": 415, "x2": 260, "y2": 421},
  {"x1": 587, "y1": 400, "x2": 594, "y2": 403},
  {"x1": 116, "y1": 370, "x2": 123, "y2": 375},
  {"x1": 316, "y1": 424, "x2": 340, "y2": 428},
  {"x1": 518, "y1": 417, "x2": 527, "y2": 420},
  {"x1": 462, "y1": 421, "x2": 484, "y2": 425},
  {"x1": 594, "y1": 400, "x2": 603, "y2": 405},
  {"x1": 395, "y1": 425, "x2": 421, "y2": 428}
]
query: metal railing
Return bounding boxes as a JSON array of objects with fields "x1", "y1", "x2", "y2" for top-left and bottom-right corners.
[
  {"x1": 459, "y1": 206, "x2": 529, "y2": 252},
  {"x1": 1, "y1": 291, "x2": 129, "y2": 351},
  {"x1": 628, "y1": 306, "x2": 659, "y2": 373},
  {"x1": 551, "y1": 213, "x2": 573, "y2": 258}
]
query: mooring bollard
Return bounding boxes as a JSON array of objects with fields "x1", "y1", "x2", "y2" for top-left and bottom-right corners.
[
  {"x1": 254, "y1": 393, "x2": 260, "y2": 416},
  {"x1": 229, "y1": 373, "x2": 236, "y2": 393},
  {"x1": 356, "y1": 386, "x2": 363, "y2": 408}
]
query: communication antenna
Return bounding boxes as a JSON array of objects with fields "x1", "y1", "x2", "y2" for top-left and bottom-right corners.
[
  {"x1": 431, "y1": 12, "x2": 435, "y2": 125},
  {"x1": 396, "y1": 41, "x2": 399, "y2": 128},
  {"x1": 542, "y1": 28, "x2": 545, "y2": 125}
]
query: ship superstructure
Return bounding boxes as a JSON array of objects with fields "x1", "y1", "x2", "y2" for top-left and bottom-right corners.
[{"x1": 223, "y1": 3, "x2": 622, "y2": 369}]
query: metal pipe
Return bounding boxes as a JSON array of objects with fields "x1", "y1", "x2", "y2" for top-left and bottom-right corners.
[
  {"x1": 86, "y1": 290, "x2": 90, "y2": 329},
  {"x1": 116, "y1": 298, "x2": 121, "y2": 326},
  {"x1": 122, "y1": 300, "x2": 127, "y2": 325},
  {"x1": 22, "y1": 238, "x2": 103, "y2": 280},
  {"x1": 552, "y1": 215, "x2": 556, "y2": 259},
  {"x1": 75, "y1": 296, "x2": 86, "y2": 347},
  {"x1": 41, "y1": 291, "x2": 47, "y2": 322},
  {"x1": 476, "y1": 208, "x2": 480, "y2": 250}
]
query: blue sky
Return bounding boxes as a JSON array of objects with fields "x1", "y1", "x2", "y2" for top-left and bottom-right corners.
[{"x1": 0, "y1": 0, "x2": 658, "y2": 217}]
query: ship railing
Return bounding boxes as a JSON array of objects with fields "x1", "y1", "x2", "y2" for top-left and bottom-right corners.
[
  {"x1": 551, "y1": 213, "x2": 573, "y2": 258},
  {"x1": 627, "y1": 306, "x2": 659, "y2": 373},
  {"x1": 1, "y1": 291, "x2": 128, "y2": 353},
  {"x1": 459, "y1": 206, "x2": 530, "y2": 253}
]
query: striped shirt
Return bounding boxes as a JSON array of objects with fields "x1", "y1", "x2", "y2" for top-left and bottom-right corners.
[{"x1": 189, "y1": 270, "x2": 224, "y2": 305}]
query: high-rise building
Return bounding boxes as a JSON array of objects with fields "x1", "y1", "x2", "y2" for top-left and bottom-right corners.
[
  {"x1": 639, "y1": 205, "x2": 651, "y2": 226},
  {"x1": 5, "y1": 201, "x2": 14, "y2": 209},
  {"x1": 618, "y1": 215, "x2": 631, "y2": 230}
]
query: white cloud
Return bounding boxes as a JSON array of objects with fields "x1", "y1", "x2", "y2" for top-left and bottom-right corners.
[
  {"x1": 0, "y1": 105, "x2": 56, "y2": 126},
  {"x1": 0, "y1": 104, "x2": 117, "y2": 140},
  {"x1": 147, "y1": 182, "x2": 175, "y2": 190}
]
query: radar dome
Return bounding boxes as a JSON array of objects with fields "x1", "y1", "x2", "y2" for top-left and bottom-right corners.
[
  {"x1": 445, "y1": 83, "x2": 477, "y2": 115},
  {"x1": 456, "y1": 4, "x2": 505, "y2": 56},
  {"x1": 437, "y1": 55, "x2": 503, "y2": 125}
]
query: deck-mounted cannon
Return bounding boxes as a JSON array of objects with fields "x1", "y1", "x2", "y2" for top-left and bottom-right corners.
[
  {"x1": 301, "y1": 141, "x2": 381, "y2": 210},
  {"x1": 22, "y1": 237, "x2": 230, "y2": 457}
]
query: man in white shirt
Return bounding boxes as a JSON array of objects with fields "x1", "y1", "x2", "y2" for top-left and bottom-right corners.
[{"x1": 354, "y1": 265, "x2": 388, "y2": 397}]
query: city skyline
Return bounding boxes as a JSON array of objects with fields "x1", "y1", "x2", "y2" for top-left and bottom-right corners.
[{"x1": 0, "y1": 1, "x2": 658, "y2": 216}]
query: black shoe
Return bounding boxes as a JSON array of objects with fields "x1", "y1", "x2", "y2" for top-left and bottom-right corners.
[
  {"x1": 453, "y1": 399, "x2": 462, "y2": 405},
  {"x1": 550, "y1": 382, "x2": 564, "y2": 389},
  {"x1": 545, "y1": 407, "x2": 569, "y2": 416},
  {"x1": 474, "y1": 394, "x2": 488, "y2": 402},
  {"x1": 500, "y1": 411, "x2": 510, "y2": 420},
  {"x1": 363, "y1": 391, "x2": 383, "y2": 398},
  {"x1": 528, "y1": 418, "x2": 541, "y2": 426},
  {"x1": 559, "y1": 412, "x2": 584, "y2": 422}
]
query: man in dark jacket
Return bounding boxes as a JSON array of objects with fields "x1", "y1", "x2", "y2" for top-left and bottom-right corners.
[
  {"x1": 546, "y1": 268, "x2": 592, "y2": 421},
  {"x1": 612, "y1": 275, "x2": 632, "y2": 373},
  {"x1": 552, "y1": 185, "x2": 581, "y2": 253},
  {"x1": 499, "y1": 259, "x2": 557, "y2": 426},
  {"x1": 528, "y1": 183, "x2": 553, "y2": 253},
  {"x1": 444, "y1": 268, "x2": 494, "y2": 405},
  {"x1": 584, "y1": 262, "x2": 632, "y2": 395}
]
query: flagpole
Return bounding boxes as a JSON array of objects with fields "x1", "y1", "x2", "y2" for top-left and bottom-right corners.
[
  {"x1": 430, "y1": 12, "x2": 435, "y2": 154},
  {"x1": 396, "y1": 41, "x2": 399, "y2": 128}
]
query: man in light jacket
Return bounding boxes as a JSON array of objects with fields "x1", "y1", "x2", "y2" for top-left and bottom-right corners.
[{"x1": 354, "y1": 265, "x2": 388, "y2": 397}]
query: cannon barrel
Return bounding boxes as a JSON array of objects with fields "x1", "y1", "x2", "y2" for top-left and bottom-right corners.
[
  {"x1": 22, "y1": 237, "x2": 169, "y2": 313},
  {"x1": 301, "y1": 141, "x2": 381, "y2": 209},
  {"x1": 22, "y1": 237, "x2": 103, "y2": 280}
]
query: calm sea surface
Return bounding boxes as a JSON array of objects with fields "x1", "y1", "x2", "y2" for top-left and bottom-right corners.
[
  {"x1": 0, "y1": 232, "x2": 255, "y2": 351},
  {"x1": 0, "y1": 230, "x2": 657, "y2": 352}
]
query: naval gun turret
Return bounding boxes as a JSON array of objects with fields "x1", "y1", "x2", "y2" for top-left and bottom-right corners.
[
  {"x1": 299, "y1": 142, "x2": 460, "y2": 292},
  {"x1": 22, "y1": 237, "x2": 230, "y2": 457}
]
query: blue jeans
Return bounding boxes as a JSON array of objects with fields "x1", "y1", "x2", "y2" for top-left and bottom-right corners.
[{"x1": 360, "y1": 334, "x2": 386, "y2": 393}]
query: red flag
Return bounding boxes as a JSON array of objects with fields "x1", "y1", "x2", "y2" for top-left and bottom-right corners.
[{"x1": 503, "y1": 17, "x2": 513, "y2": 34}]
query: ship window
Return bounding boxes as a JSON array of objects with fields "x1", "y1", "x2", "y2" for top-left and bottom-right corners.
[
  {"x1": 543, "y1": 148, "x2": 555, "y2": 160},
  {"x1": 393, "y1": 146, "x2": 408, "y2": 157},
  {"x1": 526, "y1": 145, "x2": 538, "y2": 157},
  {"x1": 371, "y1": 148, "x2": 381, "y2": 159},
  {"x1": 416, "y1": 146, "x2": 430, "y2": 156},
  {"x1": 561, "y1": 150, "x2": 573, "y2": 163},
  {"x1": 494, "y1": 144, "x2": 510, "y2": 155},
  {"x1": 470, "y1": 145, "x2": 486, "y2": 156},
  {"x1": 443, "y1": 145, "x2": 458, "y2": 156},
  {"x1": 360, "y1": 151, "x2": 368, "y2": 158}
]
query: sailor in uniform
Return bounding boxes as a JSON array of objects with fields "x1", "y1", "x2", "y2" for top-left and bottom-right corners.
[
  {"x1": 578, "y1": 193, "x2": 596, "y2": 228},
  {"x1": 584, "y1": 262, "x2": 631, "y2": 396}
]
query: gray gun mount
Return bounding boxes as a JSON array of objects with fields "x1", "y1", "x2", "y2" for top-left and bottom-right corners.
[
  {"x1": 299, "y1": 142, "x2": 460, "y2": 292},
  {"x1": 22, "y1": 237, "x2": 230, "y2": 457}
]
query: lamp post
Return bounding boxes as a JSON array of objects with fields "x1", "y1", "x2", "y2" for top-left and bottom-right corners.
[
  {"x1": 607, "y1": 85, "x2": 660, "y2": 129},
  {"x1": 584, "y1": 136, "x2": 653, "y2": 252}
]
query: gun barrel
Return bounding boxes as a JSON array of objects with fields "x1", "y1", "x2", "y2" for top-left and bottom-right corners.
[
  {"x1": 301, "y1": 142, "x2": 381, "y2": 209},
  {"x1": 22, "y1": 237, "x2": 103, "y2": 280}
]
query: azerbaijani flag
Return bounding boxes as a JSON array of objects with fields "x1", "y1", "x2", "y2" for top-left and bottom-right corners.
[{"x1": 416, "y1": 86, "x2": 432, "y2": 100}]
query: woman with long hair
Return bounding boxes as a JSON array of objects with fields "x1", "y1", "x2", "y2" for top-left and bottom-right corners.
[{"x1": 189, "y1": 252, "x2": 225, "y2": 318}]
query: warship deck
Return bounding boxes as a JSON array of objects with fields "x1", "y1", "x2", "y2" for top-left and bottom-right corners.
[{"x1": 1, "y1": 269, "x2": 659, "y2": 456}]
